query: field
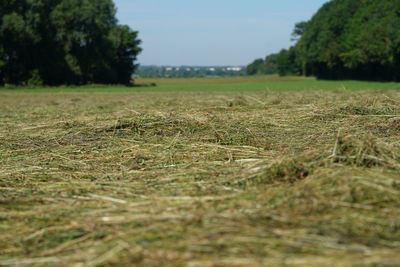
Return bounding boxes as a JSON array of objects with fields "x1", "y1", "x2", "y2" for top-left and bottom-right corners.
[
  {"x1": 1, "y1": 76, "x2": 400, "y2": 266},
  {"x1": 1, "y1": 75, "x2": 400, "y2": 92}
]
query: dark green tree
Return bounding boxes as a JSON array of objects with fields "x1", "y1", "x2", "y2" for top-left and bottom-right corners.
[
  {"x1": 0, "y1": 31, "x2": 4, "y2": 86},
  {"x1": 296, "y1": 0, "x2": 400, "y2": 81},
  {"x1": 291, "y1": 21, "x2": 308, "y2": 42},
  {"x1": 264, "y1": 53, "x2": 278, "y2": 74},
  {"x1": 246, "y1": 58, "x2": 265, "y2": 75},
  {"x1": 109, "y1": 25, "x2": 142, "y2": 83},
  {"x1": 246, "y1": 50, "x2": 298, "y2": 76},
  {"x1": 0, "y1": 0, "x2": 141, "y2": 85},
  {"x1": 248, "y1": 0, "x2": 400, "y2": 81},
  {"x1": 276, "y1": 47, "x2": 301, "y2": 76}
]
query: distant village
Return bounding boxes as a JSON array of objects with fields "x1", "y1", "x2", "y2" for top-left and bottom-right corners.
[{"x1": 136, "y1": 65, "x2": 246, "y2": 78}]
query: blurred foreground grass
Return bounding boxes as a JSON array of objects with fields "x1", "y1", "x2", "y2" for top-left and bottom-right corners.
[{"x1": 1, "y1": 87, "x2": 400, "y2": 266}]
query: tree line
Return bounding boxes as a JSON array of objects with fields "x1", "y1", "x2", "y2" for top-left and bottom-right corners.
[
  {"x1": 247, "y1": 0, "x2": 400, "y2": 81},
  {"x1": 0, "y1": 0, "x2": 141, "y2": 86}
]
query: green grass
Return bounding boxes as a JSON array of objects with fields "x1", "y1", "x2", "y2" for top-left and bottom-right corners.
[
  {"x1": 1, "y1": 75, "x2": 400, "y2": 92},
  {"x1": 1, "y1": 78, "x2": 400, "y2": 266}
]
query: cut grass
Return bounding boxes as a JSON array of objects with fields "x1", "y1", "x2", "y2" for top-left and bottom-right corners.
[{"x1": 1, "y1": 86, "x2": 400, "y2": 266}]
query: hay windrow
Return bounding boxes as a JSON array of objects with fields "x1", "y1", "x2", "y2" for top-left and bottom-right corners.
[
  {"x1": 330, "y1": 134, "x2": 400, "y2": 168},
  {"x1": 337, "y1": 104, "x2": 398, "y2": 116},
  {"x1": 1, "y1": 88, "x2": 400, "y2": 266},
  {"x1": 248, "y1": 156, "x2": 314, "y2": 185}
]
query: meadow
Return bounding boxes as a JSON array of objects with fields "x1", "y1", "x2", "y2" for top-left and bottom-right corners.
[
  {"x1": 1, "y1": 75, "x2": 400, "y2": 92},
  {"x1": 1, "y1": 76, "x2": 400, "y2": 266}
]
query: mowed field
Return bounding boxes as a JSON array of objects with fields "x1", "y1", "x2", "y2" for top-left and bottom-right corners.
[{"x1": 1, "y1": 76, "x2": 400, "y2": 266}]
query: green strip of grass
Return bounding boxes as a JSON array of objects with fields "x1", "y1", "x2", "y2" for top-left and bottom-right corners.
[{"x1": 1, "y1": 78, "x2": 400, "y2": 92}]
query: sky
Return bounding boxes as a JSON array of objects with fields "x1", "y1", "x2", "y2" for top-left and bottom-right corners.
[{"x1": 114, "y1": 0, "x2": 330, "y2": 66}]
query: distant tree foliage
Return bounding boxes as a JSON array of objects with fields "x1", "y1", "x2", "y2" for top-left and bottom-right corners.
[
  {"x1": 291, "y1": 21, "x2": 308, "y2": 42},
  {"x1": 246, "y1": 59, "x2": 265, "y2": 75},
  {"x1": 248, "y1": 0, "x2": 400, "y2": 81},
  {"x1": 276, "y1": 47, "x2": 301, "y2": 76},
  {"x1": 297, "y1": 0, "x2": 400, "y2": 81},
  {"x1": 264, "y1": 54, "x2": 279, "y2": 74},
  {"x1": 138, "y1": 66, "x2": 246, "y2": 78},
  {"x1": 246, "y1": 54, "x2": 280, "y2": 76},
  {"x1": 0, "y1": 0, "x2": 141, "y2": 85}
]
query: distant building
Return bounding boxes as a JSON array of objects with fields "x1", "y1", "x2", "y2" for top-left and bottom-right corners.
[
  {"x1": 137, "y1": 65, "x2": 245, "y2": 78},
  {"x1": 227, "y1": 67, "x2": 242, "y2": 71}
]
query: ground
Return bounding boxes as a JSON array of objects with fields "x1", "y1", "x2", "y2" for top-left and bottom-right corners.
[{"x1": 1, "y1": 77, "x2": 400, "y2": 266}]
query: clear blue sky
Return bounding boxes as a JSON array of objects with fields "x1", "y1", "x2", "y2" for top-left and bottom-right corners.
[{"x1": 114, "y1": 0, "x2": 330, "y2": 66}]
